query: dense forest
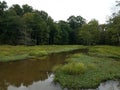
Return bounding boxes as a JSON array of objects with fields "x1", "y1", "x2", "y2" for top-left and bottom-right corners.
[{"x1": 0, "y1": 1, "x2": 120, "y2": 45}]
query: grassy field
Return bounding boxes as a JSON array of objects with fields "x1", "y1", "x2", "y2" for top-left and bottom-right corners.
[
  {"x1": 0, "y1": 45, "x2": 85, "y2": 62},
  {"x1": 54, "y1": 46, "x2": 120, "y2": 89}
]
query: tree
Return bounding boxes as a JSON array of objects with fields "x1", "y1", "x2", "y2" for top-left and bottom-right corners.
[
  {"x1": 0, "y1": 1, "x2": 7, "y2": 16},
  {"x1": 106, "y1": 15, "x2": 120, "y2": 45},
  {"x1": 88, "y1": 19, "x2": 100, "y2": 45},
  {"x1": 99, "y1": 24, "x2": 107, "y2": 45},
  {"x1": 106, "y1": 2, "x2": 120, "y2": 45},
  {"x1": 10, "y1": 4, "x2": 23, "y2": 16},
  {"x1": 78, "y1": 19, "x2": 100, "y2": 45},
  {"x1": 67, "y1": 15, "x2": 86, "y2": 44},
  {"x1": 58, "y1": 20, "x2": 71, "y2": 44},
  {"x1": 22, "y1": 4, "x2": 33, "y2": 14},
  {"x1": 0, "y1": 8, "x2": 23, "y2": 45},
  {"x1": 78, "y1": 24, "x2": 92, "y2": 45},
  {"x1": 48, "y1": 23, "x2": 61, "y2": 44},
  {"x1": 67, "y1": 15, "x2": 86, "y2": 29}
]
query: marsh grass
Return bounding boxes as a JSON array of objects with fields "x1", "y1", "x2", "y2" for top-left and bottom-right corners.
[
  {"x1": 54, "y1": 46, "x2": 120, "y2": 89},
  {"x1": 0, "y1": 54, "x2": 29, "y2": 62},
  {"x1": 0, "y1": 45, "x2": 85, "y2": 62},
  {"x1": 29, "y1": 51, "x2": 48, "y2": 57},
  {"x1": 89, "y1": 45, "x2": 120, "y2": 59},
  {"x1": 61, "y1": 62, "x2": 87, "y2": 75}
]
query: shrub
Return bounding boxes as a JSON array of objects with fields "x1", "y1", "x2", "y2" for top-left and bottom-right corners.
[{"x1": 61, "y1": 62, "x2": 87, "y2": 75}]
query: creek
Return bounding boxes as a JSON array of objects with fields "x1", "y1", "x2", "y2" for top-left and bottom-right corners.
[{"x1": 0, "y1": 49, "x2": 119, "y2": 90}]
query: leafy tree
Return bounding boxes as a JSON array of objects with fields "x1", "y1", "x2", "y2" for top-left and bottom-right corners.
[
  {"x1": 22, "y1": 4, "x2": 33, "y2": 14},
  {"x1": 58, "y1": 20, "x2": 71, "y2": 44},
  {"x1": 106, "y1": 14, "x2": 120, "y2": 45},
  {"x1": 0, "y1": 9, "x2": 23, "y2": 45},
  {"x1": 99, "y1": 24, "x2": 107, "y2": 45},
  {"x1": 78, "y1": 19, "x2": 99, "y2": 45},
  {"x1": 0, "y1": 1, "x2": 7, "y2": 16},
  {"x1": 67, "y1": 15, "x2": 86, "y2": 29},
  {"x1": 48, "y1": 23, "x2": 61, "y2": 44},
  {"x1": 10, "y1": 4, "x2": 23, "y2": 16},
  {"x1": 88, "y1": 19, "x2": 100, "y2": 45},
  {"x1": 78, "y1": 24, "x2": 92, "y2": 45},
  {"x1": 106, "y1": 2, "x2": 120, "y2": 45},
  {"x1": 67, "y1": 15, "x2": 86, "y2": 44},
  {"x1": 0, "y1": 0, "x2": 120, "y2": 46}
]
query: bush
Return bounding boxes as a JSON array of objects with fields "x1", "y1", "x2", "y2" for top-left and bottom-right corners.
[{"x1": 61, "y1": 62, "x2": 87, "y2": 75}]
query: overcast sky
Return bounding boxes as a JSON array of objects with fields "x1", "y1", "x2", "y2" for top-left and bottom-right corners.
[{"x1": 4, "y1": 0, "x2": 117, "y2": 24}]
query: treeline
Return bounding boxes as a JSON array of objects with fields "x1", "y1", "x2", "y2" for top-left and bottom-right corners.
[{"x1": 0, "y1": 1, "x2": 120, "y2": 45}]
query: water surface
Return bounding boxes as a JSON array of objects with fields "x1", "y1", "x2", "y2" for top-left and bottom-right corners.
[{"x1": 0, "y1": 52, "x2": 67, "y2": 90}]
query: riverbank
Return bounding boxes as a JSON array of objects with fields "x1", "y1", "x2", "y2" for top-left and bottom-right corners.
[
  {"x1": 0, "y1": 45, "x2": 86, "y2": 62},
  {"x1": 54, "y1": 46, "x2": 120, "y2": 89}
]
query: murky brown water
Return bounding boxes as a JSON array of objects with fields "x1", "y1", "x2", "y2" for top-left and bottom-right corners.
[
  {"x1": 0, "y1": 52, "x2": 68, "y2": 90},
  {"x1": 0, "y1": 49, "x2": 120, "y2": 90}
]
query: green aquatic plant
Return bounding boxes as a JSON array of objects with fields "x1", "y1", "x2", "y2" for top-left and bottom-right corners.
[
  {"x1": 0, "y1": 45, "x2": 85, "y2": 62},
  {"x1": 61, "y1": 62, "x2": 87, "y2": 75}
]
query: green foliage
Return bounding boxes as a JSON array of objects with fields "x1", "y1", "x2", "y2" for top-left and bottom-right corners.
[
  {"x1": 0, "y1": 1, "x2": 120, "y2": 45},
  {"x1": 78, "y1": 19, "x2": 100, "y2": 45},
  {"x1": 67, "y1": 15, "x2": 86, "y2": 44},
  {"x1": 0, "y1": 1, "x2": 7, "y2": 16}
]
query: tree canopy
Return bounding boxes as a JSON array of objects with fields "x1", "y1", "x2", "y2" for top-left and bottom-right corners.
[{"x1": 0, "y1": 1, "x2": 119, "y2": 45}]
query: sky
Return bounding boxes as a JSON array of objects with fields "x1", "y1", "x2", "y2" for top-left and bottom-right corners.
[{"x1": 3, "y1": 0, "x2": 117, "y2": 24}]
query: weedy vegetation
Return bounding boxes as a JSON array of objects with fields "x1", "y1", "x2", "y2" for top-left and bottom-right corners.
[
  {"x1": 0, "y1": 45, "x2": 85, "y2": 62},
  {"x1": 54, "y1": 46, "x2": 120, "y2": 89}
]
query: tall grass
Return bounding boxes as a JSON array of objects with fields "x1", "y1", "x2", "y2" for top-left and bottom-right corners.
[
  {"x1": 0, "y1": 45, "x2": 85, "y2": 62},
  {"x1": 89, "y1": 45, "x2": 120, "y2": 59},
  {"x1": 61, "y1": 62, "x2": 87, "y2": 75}
]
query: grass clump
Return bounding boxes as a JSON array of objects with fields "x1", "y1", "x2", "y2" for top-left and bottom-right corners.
[{"x1": 61, "y1": 62, "x2": 87, "y2": 75}]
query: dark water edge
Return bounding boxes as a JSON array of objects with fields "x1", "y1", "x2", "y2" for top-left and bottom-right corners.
[{"x1": 0, "y1": 49, "x2": 120, "y2": 90}]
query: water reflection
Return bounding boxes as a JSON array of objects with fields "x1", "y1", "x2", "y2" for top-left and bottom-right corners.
[
  {"x1": 0, "y1": 53, "x2": 67, "y2": 90},
  {"x1": 8, "y1": 74, "x2": 64, "y2": 90},
  {"x1": 7, "y1": 76, "x2": 120, "y2": 90},
  {"x1": 97, "y1": 80, "x2": 120, "y2": 90}
]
